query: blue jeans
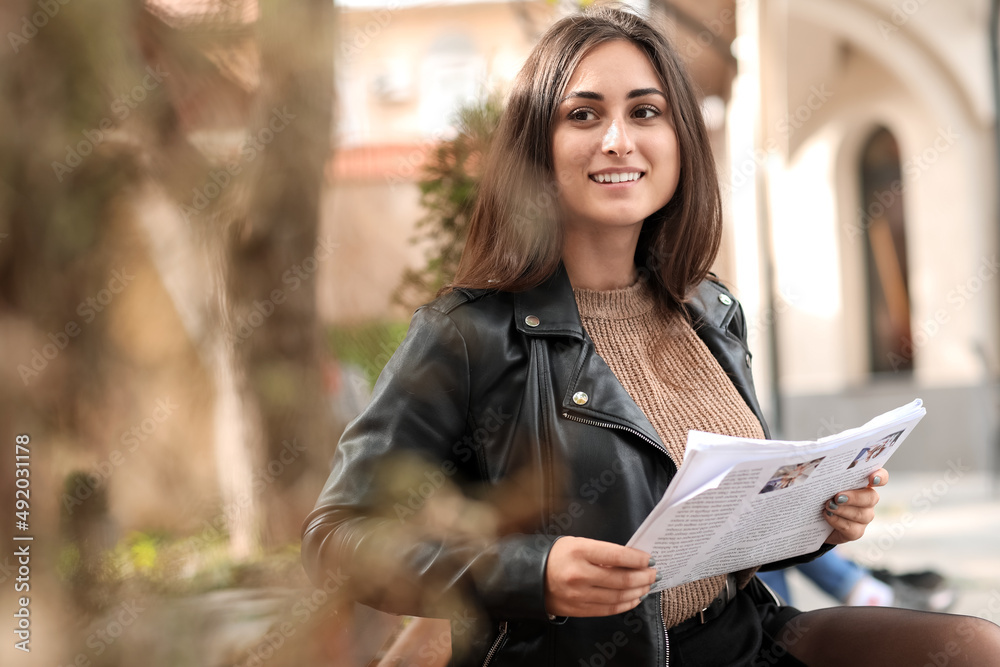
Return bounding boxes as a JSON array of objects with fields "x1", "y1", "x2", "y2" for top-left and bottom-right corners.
[{"x1": 758, "y1": 549, "x2": 867, "y2": 604}]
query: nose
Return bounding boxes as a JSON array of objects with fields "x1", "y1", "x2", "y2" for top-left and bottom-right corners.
[{"x1": 602, "y1": 119, "x2": 634, "y2": 157}]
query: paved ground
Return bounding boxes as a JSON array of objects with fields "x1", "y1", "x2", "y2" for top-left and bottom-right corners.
[{"x1": 787, "y1": 472, "x2": 1000, "y2": 619}]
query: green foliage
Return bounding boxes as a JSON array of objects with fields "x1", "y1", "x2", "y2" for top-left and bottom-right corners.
[
  {"x1": 394, "y1": 94, "x2": 504, "y2": 308},
  {"x1": 128, "y1": 532, "x2": 160, "y2": 573},
  {"x1": 58, "y1": 543, "x2": 82, "y2": 580},
  {"x1": 59, "y1": 528, "x2": 309, "y2": 602},
  {"x1": 325, "y1": 320, "x2": 411, "y2": 389}
]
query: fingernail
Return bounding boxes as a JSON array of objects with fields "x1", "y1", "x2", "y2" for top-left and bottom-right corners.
[
  {"x1": 639, "y1": 594, "x2": 648, "y2": 602},
  {"x1": 655, "y1": 572, "x2": 662, "y2": 582},
  {"x1": 648, "y1": 557, "x2": 656, "y2": 567},
  {"x1": 836, "y1": 494, "x2": 849, "y2": 505},
  {"x1": 873, "y1": 475, "x2": 882, "y2": 485},
  {"x1": 827, "y1": 501, "x2": 838, "y2": 511},
  {"x1": 825, "y1": 510, "x2": 833, "y2": 517}
]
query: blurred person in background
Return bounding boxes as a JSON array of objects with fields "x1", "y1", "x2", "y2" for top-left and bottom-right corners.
[
  {"x1": 302, "y1": 7, "x2": 1000, "y2": 666},
  {"x1": 757, "y1": 549, "x2": 957, "y2": 611}
]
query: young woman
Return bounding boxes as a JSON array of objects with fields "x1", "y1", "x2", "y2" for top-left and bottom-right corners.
[{"x1": 302, "y1": 7, "x2": 1000, "y2": 665}]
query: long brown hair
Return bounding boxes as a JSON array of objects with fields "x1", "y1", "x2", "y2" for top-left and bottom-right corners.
[{"x1": 444, "y1": 6, "x2": 722, "y2": 311}]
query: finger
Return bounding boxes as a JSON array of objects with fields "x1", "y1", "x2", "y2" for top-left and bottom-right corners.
[
  {"x1": 549, "y1": 588, "x2": 647, "y2": 618},
  {"x1": 577, "y1": 539, "x2": 652, "y2": 571},
  {"x1": 546, "y1": 539, "x2": 655, "y2": 590},
  {"x1": 571, "y1": 598, "x2": 645, "y2": 618},
  {"x1": 824, "y1": 503, "x2": 875, "y2": 524},
  {"x1": 869, "y1": 468, "x2": 889, "y2": 487},
  {"x1": 563, "y1": 559, "x2": 656, "y2": 591},
  {"x1": 823, "y1": 512, "x2": 867, "y2": 542},
  {"x1": 826, "y1": 487, "x2": 880, "y2": 511},
  {"x1": 584, "y1": 564, "x2": 659, "y2": 591},
  {"x1": 574, "y1": 583, "x2": 651, "y2": 606},
  {"x1": 823, "y1": 509, "x2": 864, "y2": 535}
]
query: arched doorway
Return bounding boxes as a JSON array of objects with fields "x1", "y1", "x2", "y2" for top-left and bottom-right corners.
[{"x1": 860, "y1": 127, "x2": 912, "y2": 374}]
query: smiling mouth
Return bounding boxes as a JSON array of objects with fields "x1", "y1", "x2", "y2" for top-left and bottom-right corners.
[{"x1": 590, "y1": 172, "x2": 644, "y2": 184}]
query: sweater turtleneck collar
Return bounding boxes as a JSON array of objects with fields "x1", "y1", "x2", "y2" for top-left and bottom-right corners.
[{"x1": 572, "y1": 275, "x2": 657, "y2": 321}]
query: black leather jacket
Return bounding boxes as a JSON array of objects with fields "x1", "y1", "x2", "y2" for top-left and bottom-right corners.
[{"x1": 302, "y1": 266, "x2": 820, "y2": 667}]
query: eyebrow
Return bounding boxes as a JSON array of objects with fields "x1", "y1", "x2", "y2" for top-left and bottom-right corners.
[{"x1": 558, "y1": 88, "x2": 668, "y2": 104}]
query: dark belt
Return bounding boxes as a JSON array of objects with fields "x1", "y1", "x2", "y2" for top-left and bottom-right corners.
[{"x1": 672, "y1": 573, "x2": 738, "y2": 632}]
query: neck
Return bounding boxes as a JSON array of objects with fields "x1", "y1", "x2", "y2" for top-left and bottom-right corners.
[{"x1": 562, "y1": 225, "x2": 641, "y2": 290}]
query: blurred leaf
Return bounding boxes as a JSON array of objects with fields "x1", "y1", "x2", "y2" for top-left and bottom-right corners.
[{"x1": 130, "y1": 533, "x2": 159, "y2": 573}]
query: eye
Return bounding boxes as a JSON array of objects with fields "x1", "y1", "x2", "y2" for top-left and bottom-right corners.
[
  {"x1": 567, "y1": 108, "x2": 597, "y2": 122},
  {"x1": 632, "y1": 105, "x2": 661, "y2": 120}
]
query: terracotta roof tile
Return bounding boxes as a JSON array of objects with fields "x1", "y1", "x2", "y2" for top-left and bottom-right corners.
[{"x1": 326, "y1": 143, "x2": 434, "y2": 184}]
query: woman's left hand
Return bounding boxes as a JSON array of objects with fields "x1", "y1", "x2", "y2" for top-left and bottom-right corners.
[{"x1": 823, "y1": 469, "x2": 888, "y2": 545}]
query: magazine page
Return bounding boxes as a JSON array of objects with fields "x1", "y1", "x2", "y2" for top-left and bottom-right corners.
[{"x1": 628, "y1": 400, "x2": 926, "y2": 591}]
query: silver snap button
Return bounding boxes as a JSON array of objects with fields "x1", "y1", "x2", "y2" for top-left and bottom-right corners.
[
  {"x1": 525, "y1": 315, "x2": 540, "y2": 327},
  {"x1": 746, "y1": 353, "x2": 752, "y2": 367},
  {"x1": 572, "y1": 391, "x2": 589, "y2": 405},
  {"x1": 719, "y1": 294, "x2": 733, "y2": 306}
]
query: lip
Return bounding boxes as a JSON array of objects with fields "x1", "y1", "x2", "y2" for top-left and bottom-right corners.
[
  {"x1": 589, "y1": 167, "x2": 646, "y2": 175},
  {"x1": 588, "y1": 167, "x2": 645, "y2": 185}
]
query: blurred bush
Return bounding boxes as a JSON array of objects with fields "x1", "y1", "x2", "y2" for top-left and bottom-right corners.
[
  {"x1": 394, "y1": 93, "x2": 504, "y2": 308},
  {"x1": 325, "y1": 320, "x2": 410, "y2": 390}
]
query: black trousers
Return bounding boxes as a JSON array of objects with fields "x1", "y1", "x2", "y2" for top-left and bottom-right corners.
[{"x1": 668, "y1": 578, "x2": 809, "y2": 667}]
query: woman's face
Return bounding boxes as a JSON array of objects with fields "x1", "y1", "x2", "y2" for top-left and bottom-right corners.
[{"x1": 551, "y1": 40, "x2": 680, "y2": 235}]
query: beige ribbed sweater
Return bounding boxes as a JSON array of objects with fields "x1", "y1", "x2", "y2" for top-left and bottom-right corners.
[{"x1": 573, "y1": 276, "x2": 765, "y2": 628}]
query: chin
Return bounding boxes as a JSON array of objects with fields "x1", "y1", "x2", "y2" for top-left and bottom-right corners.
[{"x1": 595, "y1": 209, "x2": 655, "y2": 228}]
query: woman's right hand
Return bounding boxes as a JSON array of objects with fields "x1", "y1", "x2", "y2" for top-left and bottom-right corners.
[{"x1": 544, "y1": 536, "x2": 658, "y2": 617}]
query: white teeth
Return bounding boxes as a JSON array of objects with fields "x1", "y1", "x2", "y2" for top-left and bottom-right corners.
[{"x1": 592, "y1": 172, "x2": 641, "y2": 183}]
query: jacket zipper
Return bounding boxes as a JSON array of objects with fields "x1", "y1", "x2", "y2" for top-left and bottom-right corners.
[
  {"x1": 560, "y1": 411, "x2": 671, "y2": 459},
  {"x1": 660, "y1": 593, "x2": 670, "y2": 667},
  {"x1": 481, "y1": 621, "x2": 508, "y2": 667},
  {"x1": 564, "y1": 410, "x2": 672, "y2": 665}
]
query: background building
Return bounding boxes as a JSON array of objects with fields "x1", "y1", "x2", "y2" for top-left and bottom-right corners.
[{"x1": 739, "y1": 0, "x2": 999, "y2": 477}]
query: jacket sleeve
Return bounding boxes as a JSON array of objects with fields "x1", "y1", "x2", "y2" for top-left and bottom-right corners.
[
  {"x1": 758, "y1": 543, "x2": 836, "y2": 572},
  {"x1": 301, "y1": 305, "x2": 557, "y2": 620}
]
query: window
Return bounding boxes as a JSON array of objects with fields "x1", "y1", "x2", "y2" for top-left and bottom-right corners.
[{"x1": 419, "y1": 32, "x2": 483, "y2": 137}]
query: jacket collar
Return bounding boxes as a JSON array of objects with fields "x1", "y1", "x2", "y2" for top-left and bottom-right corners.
[
  {"x1": 510, "y1": 264, "x2": 764, "y2": 449},
  {"x1": 513, "y1": 265, "x2": 587, "y2": 340},
  {"x1": 512, "y1": 263, "x2": 739, "y2": 339}
]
